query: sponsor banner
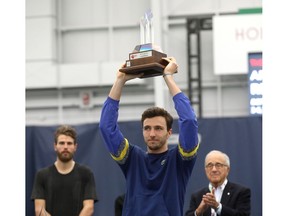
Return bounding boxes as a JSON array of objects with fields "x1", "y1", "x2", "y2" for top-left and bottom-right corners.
[{"x1": 213, "y1": 14, "x2": 262, "y2": 75}]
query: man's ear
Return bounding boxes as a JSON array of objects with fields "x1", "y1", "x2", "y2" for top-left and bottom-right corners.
[{"x1": 167, "y1": 129, "x2": 172, "y2": 136}]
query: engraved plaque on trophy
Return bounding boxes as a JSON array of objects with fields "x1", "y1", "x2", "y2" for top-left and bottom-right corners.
[{"x1": 119, "y1": 10, "x2": 168, "y2": 78}]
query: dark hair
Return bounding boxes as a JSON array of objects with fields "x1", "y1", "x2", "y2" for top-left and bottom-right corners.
[
  {"x1": 141, "y1": 107, "x2": 173, "y2": 130},
  {"x1": 54, "y1": 125, "x2": 77, "y2": 144}
]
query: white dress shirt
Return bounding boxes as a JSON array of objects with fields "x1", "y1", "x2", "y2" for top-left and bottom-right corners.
[{"x1": 210, "y1": 179, "x2": 227, "y2": 216}]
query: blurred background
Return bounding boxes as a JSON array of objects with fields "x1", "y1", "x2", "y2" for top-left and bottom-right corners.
[{"x1": 26, "y1": 0, "x2": 262, "y2": 124}]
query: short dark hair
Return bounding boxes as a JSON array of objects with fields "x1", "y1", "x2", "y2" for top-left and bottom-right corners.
[
  {"x1": 54, "y1": 125, "x2": 77, "y2": 144},
  {"x1": 141, "y1": 107, "x2": 173, "y2": 130}
]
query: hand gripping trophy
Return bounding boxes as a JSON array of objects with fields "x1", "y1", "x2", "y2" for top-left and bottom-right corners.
[{"x1": 120, "y1": 10, "x2": 169, "y2": 78}]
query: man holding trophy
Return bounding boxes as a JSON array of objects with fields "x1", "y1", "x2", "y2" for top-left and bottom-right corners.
[
  {"x1": 99, "y1": 11, "x2": 199, "y2": 215},
  {"x1": 99, "y1": 55, "x2": 199, "y2": 215}
]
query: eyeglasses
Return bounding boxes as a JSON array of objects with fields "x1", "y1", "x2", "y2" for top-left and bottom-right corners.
[{"x1": 205, "y1": 163, "x2": 227, "y2": 169}]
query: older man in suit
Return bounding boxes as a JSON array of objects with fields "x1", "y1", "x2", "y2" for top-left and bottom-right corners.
[{"x1": 185, "y1": 150, "x2": 251, "y2": 216}]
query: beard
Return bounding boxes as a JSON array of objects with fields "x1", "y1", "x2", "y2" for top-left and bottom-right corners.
[
  {"x1": 57, "y1": 151, "x2": 74, "y2": 163},
  {"x1": 146, "y1": 140, "x2": 166, "y2": 152}
]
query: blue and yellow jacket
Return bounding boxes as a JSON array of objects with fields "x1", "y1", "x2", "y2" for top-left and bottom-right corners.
[{"x1": 99, "y1": 92, "x2": 199, "y2": 216}]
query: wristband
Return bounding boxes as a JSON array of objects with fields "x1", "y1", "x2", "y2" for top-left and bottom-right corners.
[{"x1": 163, "y1": 73, "x2": 173, "y2": 77}]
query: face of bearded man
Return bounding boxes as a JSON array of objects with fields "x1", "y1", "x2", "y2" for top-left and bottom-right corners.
[
  {"x1": 56, "y1": 149, "x2": 74, "y2": 162},
  {"x1": 54, "y1": 134, "x2": 77, "y2": 163},
  {"x1": 142, "y1": 116, "x2": 171, "y2": 154}
]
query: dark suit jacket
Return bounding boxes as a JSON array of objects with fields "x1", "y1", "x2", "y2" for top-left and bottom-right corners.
[
  {"x1": 115, "y1": 194, "x2": 125, "y2": 216},
  {"x1": 185, "y1": 181, "x2": 251, "y2": 216}
]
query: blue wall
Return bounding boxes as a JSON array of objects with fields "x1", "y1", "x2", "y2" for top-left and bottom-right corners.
[{"x1": 26, "y1": 116, "x2": 262, "y2": 216}]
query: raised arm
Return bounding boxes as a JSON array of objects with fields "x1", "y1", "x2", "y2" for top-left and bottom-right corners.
[
  {"x1": 162, "y1": 57, "x2": 181, "y2": 96},
  {"x1": 108, "y1": 63, "x2": 143, "y2": 100},
  {"x1": 162, "y1": 57, "x2": 199, "y2": 155},
  {"x1": 99, "y1": 64, "x2": 142, "y2": 156}
]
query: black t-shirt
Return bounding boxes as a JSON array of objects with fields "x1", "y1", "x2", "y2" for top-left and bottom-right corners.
[{"x1": 31, "y1": 163, "x2": 98, "y2": 216}]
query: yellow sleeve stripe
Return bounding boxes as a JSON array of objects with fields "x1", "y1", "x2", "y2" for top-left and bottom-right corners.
[
  {"x1": 178, "y1": 143, "x2": 199, "y2": 158},
  {"x1": 110, "y1": 138, "x2": 129, "y2": 162}
]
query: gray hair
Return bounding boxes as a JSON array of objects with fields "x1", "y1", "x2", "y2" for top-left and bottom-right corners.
[{"x1": 205, "y1": 150, "x2": 230, "y2": 167}]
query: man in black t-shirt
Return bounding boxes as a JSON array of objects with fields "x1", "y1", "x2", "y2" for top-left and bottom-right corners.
[{"x1": 31, "y1": 125, "x2": 98, "y2": 216}]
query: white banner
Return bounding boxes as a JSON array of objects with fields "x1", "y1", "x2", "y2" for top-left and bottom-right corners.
[{"x1": 213, "y1": 14, "x2": 262, "y2": 75}]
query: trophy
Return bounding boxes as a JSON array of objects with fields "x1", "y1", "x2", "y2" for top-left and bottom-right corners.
[{"x1": 120, "y1": 10, "x2": 169, "y2": 78}]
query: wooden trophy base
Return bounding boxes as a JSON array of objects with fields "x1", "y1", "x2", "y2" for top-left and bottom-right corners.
[{"x1": 120, "y1": 48, "x2": 168, "y2": 78}]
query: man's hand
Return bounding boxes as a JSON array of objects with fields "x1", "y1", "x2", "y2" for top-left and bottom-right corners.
[
  {"x1": 202, "y1": 188, "x2": 219, "y2": 210},
  {"x1": 195, "y1": 199, "x2": 209, "y2": 215},
  {"x1": 162, "y1": 57, "x2": 178, "y2": 75},
  {"x1": 117, "y1": 63, "x2": 143, "y2": 82}
]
